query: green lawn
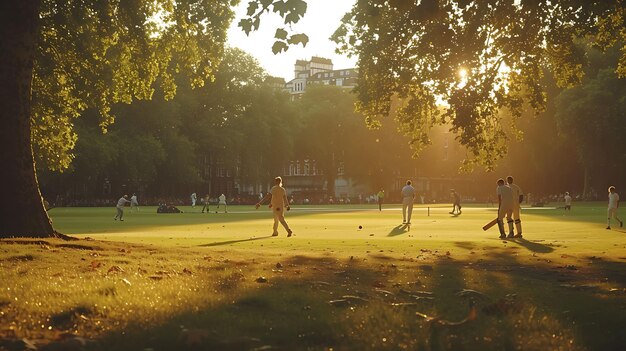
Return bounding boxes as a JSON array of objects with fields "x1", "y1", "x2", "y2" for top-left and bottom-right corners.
[{"x1": 1, "y1": 203, "x2": 625, "y2": 350}]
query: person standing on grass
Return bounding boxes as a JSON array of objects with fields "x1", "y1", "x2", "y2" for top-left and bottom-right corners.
[
  {"x1": 256, "y1": 176, "x2": 293, "y2": 237},
  {"x1": 507, "y1": 176, "x2": 523, "y2": 238},
  {"x1": 607, "y1": 186, "x2": 623, "y2": 230},
  {"x1": 377, "y1": 189, "x2": 385, "y2": 211},
  {"x1": 450, "y1": 189, "x2": 462, "y2": 215},
  {"x1": 114, "y1": 195, "x2": 131, "y2": 221},
  {"x1": 130, "y1": 193, "x2": 139, "y2": 212},
  {"x1": 201, "y1": 194, "x2": 210, "y2": 213},
  {"x1": 401, "y1": 180, "x2": 416, "y2": 224},
  {"x1": 496, "y1": 178, "x2": 514, "y2": 239},
  {"x1": 218, "y1": 193, "x2": 227, "y2": 213},
  {"x1": 564, "y1": 192, "x2": 572, "y2": 211},
  {"x1": 191, "y1": 192, "x2": 197, "y2": 207}
]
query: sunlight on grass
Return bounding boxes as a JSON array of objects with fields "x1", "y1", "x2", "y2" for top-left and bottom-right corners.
[{"x1": 2, "y1": 203, "x2": 626, "y2": 349}]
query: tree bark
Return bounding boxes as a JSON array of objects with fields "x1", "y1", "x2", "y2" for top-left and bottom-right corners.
[{"x1": 0, "y1": 0, "x2": 58, "y2": 238}]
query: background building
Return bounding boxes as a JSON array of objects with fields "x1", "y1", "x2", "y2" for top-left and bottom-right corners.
[{"x1": 285, "y1": 56, "x2": 358, "y2": 99}]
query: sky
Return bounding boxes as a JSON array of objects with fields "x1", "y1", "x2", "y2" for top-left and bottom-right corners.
[{"x1": 226, "y1": 0, "x2": 358, "y2": 81}]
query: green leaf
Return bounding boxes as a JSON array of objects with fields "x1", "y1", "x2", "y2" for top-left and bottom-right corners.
[
  {"x1": 287, "y1": 33, "x2": 309, "y2": 47},
  {"x1": 284, "y1": 11, "x2": 300, "y2": 24},
  {"x1": 287, "y1": 0, "x2": 307, "y2": 17},
  {"x1": 272, "y1": 1, "x2": 288, "y2": 17},
  {"x1": 238, "y1": 18, "x2": 253, "y2": 35},
  {"x1": 247, "y1": 1, "x2": 259, "y2": 16},
  {"x1": 275, "y1": 28, "x2": 288, "y2": 40},
  {"x1": 272, "y1": 40, "x2": 289, "y2": 54}
]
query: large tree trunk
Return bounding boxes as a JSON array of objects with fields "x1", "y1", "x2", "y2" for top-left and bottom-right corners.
[{"x1": 0, "y1": 0, "x2": 58, "y2": 238}]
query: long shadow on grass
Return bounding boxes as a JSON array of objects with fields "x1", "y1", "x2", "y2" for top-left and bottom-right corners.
[
  {"x1": 505, "y1": 238, "x2": 554, "y2": 253},
  {"x1": 55, "y1": 249, "x2": 626, "y2": 351},
  {"x1": 198, "y1": 235, "x2": 273, "y2": 247},
  {"x1": 387, "y1": 224, "x2": 410, "y2": 237}
]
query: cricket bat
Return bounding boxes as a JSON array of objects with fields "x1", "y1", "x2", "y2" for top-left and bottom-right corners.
[{"x1": 482, "y1": 218, "x2": 498, "y2": 231}]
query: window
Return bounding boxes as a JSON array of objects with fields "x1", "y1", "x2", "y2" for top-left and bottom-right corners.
[{"x1": 296, "y1": 161, "x2": 301, "y2": 175}]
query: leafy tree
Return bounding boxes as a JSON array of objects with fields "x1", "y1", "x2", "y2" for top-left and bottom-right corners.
[
  {"x1": 39, "y1": 47, "x2": 295, "y2": 199},
  {"x1": 239, "y1": 0, "x2": 309, "y2": 53},
  {"x1": 556, "y1": 68, "x2": 626, "y2": 197},
  {"x1": 295, "y1": 85, "x2": 369, "y2": 197},
  {"x1": 332, "y1": 0, "x2": 626, "y2": 171},
  {"x1": 0, "y1": 0, "x2": 306, "y2": 238},
  {"x1": 237, "y1": 88, "x2": 296, "y2": 191}
]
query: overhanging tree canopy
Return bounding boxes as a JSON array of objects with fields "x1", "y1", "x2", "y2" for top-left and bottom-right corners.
[
  {"x1": 332, "y1": 0, "x2": 626, "y2": 170},
  {"x1": 0, "y1": 0, "x2": 306, "y2": 238}
]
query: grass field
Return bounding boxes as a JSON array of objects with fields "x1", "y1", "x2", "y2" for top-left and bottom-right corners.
[{"x1": 1, "y1": 203, "x2": 625, "y2": 350}]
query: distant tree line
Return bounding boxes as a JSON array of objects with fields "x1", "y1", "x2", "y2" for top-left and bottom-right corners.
[
  {"x1": 37, "y1": 48, "x2": 417, "y2": 203},
  {"x1": 39, "y1": 43, "x2": 625, "y2": 204}
]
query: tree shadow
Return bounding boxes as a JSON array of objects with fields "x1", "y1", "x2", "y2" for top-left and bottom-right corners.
[
  {"x1": 387, "y1": 224, "x2": 410, "y2": 237},
  {"x1": 198, "y1": 235, "x2": 273, "y2": 247},
  {"x1": 453, "y1": 241, "x2": 477, "y2": 250},
  {"x1": 15, "y1": 248, "x2": 626, "y2": 351}
]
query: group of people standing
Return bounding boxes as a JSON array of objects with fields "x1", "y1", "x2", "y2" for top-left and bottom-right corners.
[
  {"x1": 496, "y1": 176, "x2": 524, "y2": 239},
  {"x1": 191, "y1": 192, "x2": 228, "y2": 213},
  {"x1": 113, "y1": 193, "x2": 139, "y2": 221}
]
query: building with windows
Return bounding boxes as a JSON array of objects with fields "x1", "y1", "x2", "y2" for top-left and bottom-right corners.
[{"x1": 284, "y1": 56, "x2": 358, "y2": 99}]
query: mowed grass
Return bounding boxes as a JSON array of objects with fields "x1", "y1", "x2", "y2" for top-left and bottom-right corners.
[{"x1": 1, "y1": 203, "x2": 625, "y2": 350}]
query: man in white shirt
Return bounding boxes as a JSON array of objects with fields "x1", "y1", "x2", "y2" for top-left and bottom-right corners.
[
  {"x1": 114, "y1": 195, "x2": 131, "y2": 221},
  {"x1": 218, "y1": 193, "x2": 227, "y2": 213},
  {"x1": 564, "y1": 192, "x2": 572, "y2": 211},
  {"x1": 496, "y1": 178, "x2": 514, "y2": 239},
  {"x1": 130, "y1": 193, "x2": 139, "y2": 212},
  {"x1": 506, "y1": 176, "x2": 523, "y2": 238},
  {"x1": 191, "y1": 192, "x2": 197, "y2": 207},
  {"x1": 607, "y1": 186, "x2": 623, "y2": 230},
  {"x1": 401, "y1": 180, "x2": 416, "y2": 224},
  {"x1": 256, "y1": 176, "x2": 293, "y2": 237}
]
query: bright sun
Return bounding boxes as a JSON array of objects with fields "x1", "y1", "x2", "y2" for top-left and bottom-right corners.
[{"x1": 459, "y1": 68, "x2": 468, "y2": 79}]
